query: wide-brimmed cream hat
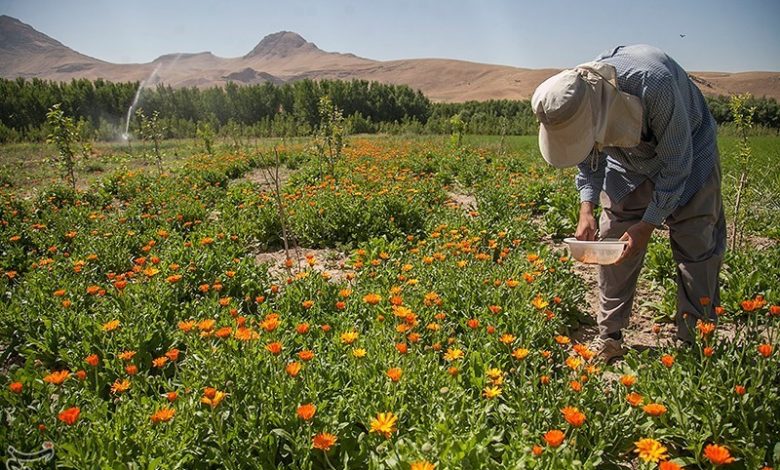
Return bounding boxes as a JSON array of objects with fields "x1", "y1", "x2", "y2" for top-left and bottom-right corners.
[{"x1": 531, "y1": 69, "x2": 595, "y2": 168}]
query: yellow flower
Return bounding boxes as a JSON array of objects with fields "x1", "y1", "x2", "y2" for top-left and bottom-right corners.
[
  {"x1": 369, "y1": 412, "x2": 398, "y2": 439},
  {"x1": 410, "y1": 461, "x2": 436, "y2": 470},
  {"x1": 352, "y1": 348, "x2": 367, "y2": 358},
  {"x1": 483, "y1": 386, "x2": 502, "y2": 399},
  {"x1": 340, "y1": 331, "x2": 359, "y2": 345},
  {"x1": 634, "y1": 438, "x2": 668, "y2": 463},
  {"x1": 102, "y1": 319, "x2": 120, "y2": 332},
  {"x1": 511, "y1": 348, "x2": 530, "y2": 360},
  {"x1": 443, "y1": 348, "x2": 464, "y2": 361}
]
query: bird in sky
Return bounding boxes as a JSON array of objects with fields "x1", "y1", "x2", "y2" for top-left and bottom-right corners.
[{"x1": 680, "y1": 34, "x2": 687, "y2": 38}]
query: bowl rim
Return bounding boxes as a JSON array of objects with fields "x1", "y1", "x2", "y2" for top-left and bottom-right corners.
[{"x1": 563, "y1": 237, "x2": 628, "y2": 246}]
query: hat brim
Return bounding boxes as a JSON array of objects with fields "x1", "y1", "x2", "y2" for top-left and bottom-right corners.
[{"x1": 538, "y1": 89, "x2": 595, "y2": 169}]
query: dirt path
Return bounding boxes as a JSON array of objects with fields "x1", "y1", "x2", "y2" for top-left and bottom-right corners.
[{"x1": 230, "y1": 166, "x2": 295, "y2": 191}]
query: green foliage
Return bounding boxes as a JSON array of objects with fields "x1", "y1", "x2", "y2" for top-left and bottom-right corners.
[
  {"x1": 729, "y1": 94, "x2": 756, "y2": 249},
  {"x1": 135, "y1": 108, "x2": 166, "y2": 174},
  {"x1": 196, "y1": 122, "x2": 215, "y2": 156},
  {"x1": 45, "y1": 104, "x2": 91, "y2": 190}
]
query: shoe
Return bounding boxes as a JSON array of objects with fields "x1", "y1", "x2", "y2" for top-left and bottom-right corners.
[{"x1": 588, "y1": 336, "x2": 626, "y2": 363}]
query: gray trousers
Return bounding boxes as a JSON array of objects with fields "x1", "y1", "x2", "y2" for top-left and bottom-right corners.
[{"x1": 597, "y1": 163, "x2": 727, "y2": 342}]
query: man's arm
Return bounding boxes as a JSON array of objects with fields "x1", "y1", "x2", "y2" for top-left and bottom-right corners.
[{"x1": 575, "y1": 151, "x2": 606, "y2": 240}]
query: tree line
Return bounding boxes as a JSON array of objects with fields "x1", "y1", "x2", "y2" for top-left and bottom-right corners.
[{"x1": 1, "y1": 77, "x2": 778, "y2": 143}]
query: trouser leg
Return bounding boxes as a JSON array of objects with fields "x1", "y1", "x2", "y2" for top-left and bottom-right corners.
[
  {"x1": 667, "y1": 163, "x2": 726, "y2": 342},
  {"x1": 597, "y1": 180, "x2": 654, "y2": 338}
]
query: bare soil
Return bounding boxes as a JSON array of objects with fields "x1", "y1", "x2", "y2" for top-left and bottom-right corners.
[{"x1": 254, "y1": 247, "x2": 352, "y2": 283}]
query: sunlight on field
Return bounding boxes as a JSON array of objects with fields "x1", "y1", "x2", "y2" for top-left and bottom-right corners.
[{"x1": 0, "y1": 136, "x2": 778, "y2": 468}]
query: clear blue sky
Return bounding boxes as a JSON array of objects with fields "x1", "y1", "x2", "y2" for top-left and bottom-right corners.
[{"x1": 2, "y1": 0, "x2": 779, "y2": 72}]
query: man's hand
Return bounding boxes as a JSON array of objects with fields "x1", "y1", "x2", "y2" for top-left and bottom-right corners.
[
  {"x1": 615, "y1": 221, "x2": 656, "y2": 264},
  {"x1": 575, "y1": 202, "x2": 598, "y2": 241}
]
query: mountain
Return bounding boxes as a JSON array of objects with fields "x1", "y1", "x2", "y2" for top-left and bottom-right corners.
[{"x1": 1, "y1": 14, "x2": 779, "y2": 102}]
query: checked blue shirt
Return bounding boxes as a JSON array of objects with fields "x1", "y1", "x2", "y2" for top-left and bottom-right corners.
[{"x1": 575, "y1": 44, "x2": 719, "y2": 226}]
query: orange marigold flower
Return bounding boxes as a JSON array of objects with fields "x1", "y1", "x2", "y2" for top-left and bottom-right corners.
[
  {"x1": 285, "y1": 361, "x2": 302, "y2": 377},
  {"x1": 758, "y1": 343, "x2": 773, "y2": 358},
  {"x1": 703, "y1": 346, "x2": 714, "y2": 357},
  {"x1": 43, "y1": 370, "x2": 70, "y2": 385},
  {"x1": 166, "y1": 391, "x2": 178, "y2": 402},
  {"x1": 532, "y1": 444, "x2": 544, "y2": 456},
  {"x1": 75, "y1": 369, "x2": 87, "y2": 380},
  {"x1": 466, "y1": 318, "x2": 480, "y2": 329},
  {"x1": 696, "y1": 320, "x2": 716, "y2": 337},
  {"x1": 555, "y1": 335, "x2": 571, "y2": 345},
  {"x1": 569, "y1": 380, "x2": 582, "y2": 392},
  {"x1": 369, "y1": 412, "x2": 398, "y2": 439},
  {"x1": 620, "y1": 375, "x2": 637, "y2": 387},
  {"x1": 488, "y1": 305, "x2": 502, "y2": 314},
  {"x1": 266, "y1": 341, "x2": 283, "y2": 355},
  {"x1": 301, "y1": 300, "x2": 314, "y2": 309},
  {"x1": 125, "y1": 364, "x2": 138, "y2": 375},
  {"x1": 150, "y1": 407, "x2": 175, "y2": 423},
  {"x1": 102, "y1": 319, "x2": 120, "y2": 332},
  {"x1": 58, "y1": 407, "x2": 80, "y2": 425},
  {"x1": 499, "y1": 333, "x2": 516, "y2": 345},
  {"x1": 118, "y1": 350, "x2": 136, "y2": 361},
  {"x1": 643, "y1": 403, "x2": 667, "y2": 417},
  {"x1": 560, "y1": 406, "x2": 586, "y2": 427},
  {"x1": 9, "y1": 381, "x2": 23, "y2": 393},
  {"x1": 85, "y1": 354, "x2": 99, "y2": 367},
  {"x1": 363, "y1": 293, "x2": 382, "y2": 305},
  {"x1": 626, "y1": 392, "x2": 643, "y2": 407},
  {"x1": 565, "y1": 356, "x2": 582, "y2": 370},
  {"x1": 178, "y1": 320, "x2": 196, "y2": 332},
  {"x1": 512, "y1": 348, "x2": 530, "y2": 360},
  {"x1": 386, "y1": 367, "x2": 403, "y2": 382},
  {"x1": 165, "y1": 348, "x2": 180, "y2": 362},
  {"x1": 152, "y1": 356, "x2": 168, "y2": 368},
  {"x1": 340, "y1": 331, "x2": 359, "y2": 345},
  {"x1": 540, "y1": 375, "x2": 550, "y2": 385},
  {"x1": 298, "y1": 349, "x2": 315, "y2": 361},
  {"x1": 296, "y1": 323, "x2": 310, "y2": 335},
  {"x1": 110, "y1": 378, "x2": 131, "y2": 394},
  {"x1": 769, "y1": 305, "x2": 780, "y2": 317},
  {"x1": 660, "y1": 354, "x2": 675, "y2": 368},
  {"x1": 703, "y1": 444, "x2": 735, "y2": 466},
  {"x1": 659, "y1": 461, "x2": 682, "y2": 470},
  {"x1": 297, "y1": 403, "x2": 316, "y2": 421},
  {"x1": 201, "y1": 389, "x2": 226, "y2": 408},
  {"x1": 447, "y1": 366, "x2": 459, "y2": 376},
  {"x1": 312, "y1": 432, "x2": 337, "y2": 451},
  {"x1": 734, "y1": 385, "x2": 746, "y2": 396},
  {"x1": 543, "y1": 429, "x2": 565, "y2": 448},
  {"x1": 395, "y1": 343, "x2": 408, "y2": 354}
]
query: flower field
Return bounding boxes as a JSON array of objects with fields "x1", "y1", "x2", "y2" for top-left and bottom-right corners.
[{"x1": 1, "y1": 136, "x2": 778, "y2": 469}]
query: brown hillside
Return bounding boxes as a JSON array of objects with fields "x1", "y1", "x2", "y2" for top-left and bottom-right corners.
[{"x1": 1, "y1": 15, "x2": 778, "y2": 102}]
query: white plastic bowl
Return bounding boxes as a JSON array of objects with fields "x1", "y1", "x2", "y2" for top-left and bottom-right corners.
[{"x1": 563, "y1": 238, "x2": 628, "y2": 265}]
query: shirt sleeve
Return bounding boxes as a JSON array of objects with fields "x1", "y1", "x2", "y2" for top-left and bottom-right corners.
[
  {"x1": 575, "y1": 150, "x2": 606, "y2": 205},
  {"x1": 642, "y1": 77, "x2": 693, "y2": 226}
]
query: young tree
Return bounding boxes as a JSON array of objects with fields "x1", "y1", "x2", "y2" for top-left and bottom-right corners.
[
  {"x1": 45, "y1": 103, "x2": 90, "y2": 190},
  {"x1": 315, "y1": 96, "x2": 345, "y2": 180},
  {"x1": 729, "y1": 93, "x2": 756, "y2": 249},
  {"x1": 135, "y1": 108, "x2": 166, "y2": 174}
]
